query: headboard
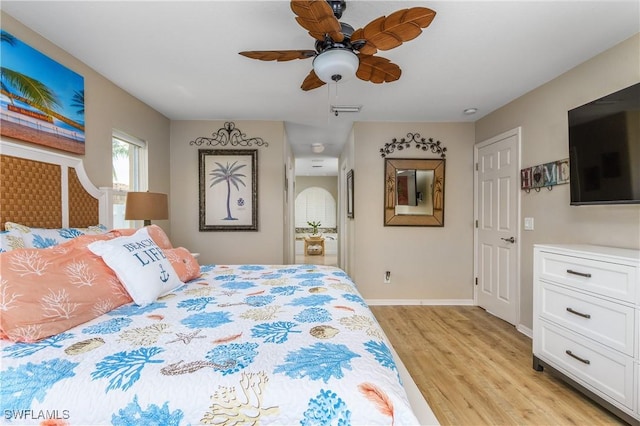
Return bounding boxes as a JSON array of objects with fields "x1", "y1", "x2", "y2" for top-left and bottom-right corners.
[{"x1": 0, "y1": 140, "x2": 110, "y2": 230}]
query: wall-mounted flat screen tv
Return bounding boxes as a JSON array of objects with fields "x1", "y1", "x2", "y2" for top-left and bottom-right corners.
[{"x1": 568, "y1": 82, "x2": 640, "y2": 205}]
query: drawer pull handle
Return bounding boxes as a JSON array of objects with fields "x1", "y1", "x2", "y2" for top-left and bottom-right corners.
[
  {"x1": 566, "y1": 307, "x2": 591, "y2": 319},
  {"x1": 566, "y1": 269, "x2": 592, "y2": 278},
  {"x1": 565, "y1": 350, "x2": 590, "y2": 365}
]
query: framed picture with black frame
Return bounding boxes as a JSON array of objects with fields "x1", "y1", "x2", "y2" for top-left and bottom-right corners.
[
  {"x1": 198, "y1": 149, "x2": 258, "y2": 231},
  {"x1": 347, "y1": 169, "x2": 354, "y2": 219}
]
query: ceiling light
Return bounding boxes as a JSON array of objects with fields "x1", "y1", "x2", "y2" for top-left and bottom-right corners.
[
  {"x1": 313, "y1": 49, "x2": 359, "y2": 84},
  {"x1": 463, "y1": 107, "x2": 478, "y2": 115},
  {"x1": 311, "y1": 143, "x2": 325, "y2": 153}
]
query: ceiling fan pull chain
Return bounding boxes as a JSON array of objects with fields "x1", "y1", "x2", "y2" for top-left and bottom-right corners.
[{"x1": 327, "y1": 84, "x2": 331, "y2": 123}]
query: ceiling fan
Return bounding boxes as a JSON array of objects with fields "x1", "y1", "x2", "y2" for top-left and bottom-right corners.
[{"x1": 239, "y1": 0, "x2": 436, "y2": 91}]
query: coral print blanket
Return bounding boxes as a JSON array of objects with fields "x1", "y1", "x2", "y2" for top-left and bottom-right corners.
[{"x1": 1, "y1": 264, "x2": 419, "y2": 425}]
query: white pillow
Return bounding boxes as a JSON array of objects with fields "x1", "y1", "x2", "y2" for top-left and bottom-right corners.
[{"x1": 88, "y1": 227, "x2": 183, "y2": 306}]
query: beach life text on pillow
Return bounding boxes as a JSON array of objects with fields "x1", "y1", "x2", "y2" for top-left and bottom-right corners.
[{"x1": 88, "y1": 227, "x2": 183, "y2": 305}]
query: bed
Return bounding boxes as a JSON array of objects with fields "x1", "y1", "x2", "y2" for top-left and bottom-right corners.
[{"x1": 0, "y1": 140, "x2": 438, "y2": 425}]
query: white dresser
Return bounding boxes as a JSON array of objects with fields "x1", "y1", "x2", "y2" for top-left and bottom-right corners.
[{"x1": 533, "y1": 244, "x2": 640, "y2": 425}]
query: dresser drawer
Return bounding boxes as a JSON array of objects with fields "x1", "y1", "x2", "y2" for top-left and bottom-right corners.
[
  {"x1": 537, "y1": 250, "x2": 637, "y2": 302},
  {"x1": 539, "y1": 282, "x2": 635, "y2": 356},
  {"x1": 536, "y1": 321, "x2": 635, "y2": 409}
]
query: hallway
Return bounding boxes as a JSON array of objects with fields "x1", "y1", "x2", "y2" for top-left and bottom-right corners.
[{"x1": 294, "y1": 253, "x2": 338, "y2": 266}]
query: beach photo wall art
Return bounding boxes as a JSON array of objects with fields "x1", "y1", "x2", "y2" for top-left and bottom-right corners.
[{"x1": 1, "y1": 31, "x2": 85, "y2": 154}]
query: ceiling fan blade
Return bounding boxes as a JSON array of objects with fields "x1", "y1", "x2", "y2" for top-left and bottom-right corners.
[
  {"x1": 301, "y1": 70, "x2": 326, "y2": 91},
  {"x1": 291, "y1": 0, "x2": 344, "y2": 42},
  {"x1": 356, "y1": 55, "x2": 401, "y2": 84},
  {"x1": 239, "y1": 50, "x2": 316, "y2": 62},
  {"x1": 352, "y1": 7, "x2": 436, "y2": 55}
]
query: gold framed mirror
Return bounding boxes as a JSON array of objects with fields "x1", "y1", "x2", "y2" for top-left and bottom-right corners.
[{"x1": 384, "y1": 158, "x2": 445, "y2": 226}]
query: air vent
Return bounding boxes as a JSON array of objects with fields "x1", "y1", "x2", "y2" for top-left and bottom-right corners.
[{"x1": 331, "y1": 105, "x2": 362, "y2": 116}]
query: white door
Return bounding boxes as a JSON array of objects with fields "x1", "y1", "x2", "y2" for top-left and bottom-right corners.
[{"x1": 474, "y1": 128, "x2": 520, "y2": 325}]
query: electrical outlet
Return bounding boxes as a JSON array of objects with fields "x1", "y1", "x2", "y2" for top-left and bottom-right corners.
[{"x1": 384, "y1": 271, "x2": 391, "y2": 284}]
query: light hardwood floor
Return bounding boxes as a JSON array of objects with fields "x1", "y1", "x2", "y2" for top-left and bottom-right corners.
[
  {"x1": 295, "y1": 253, "x2": 338, "y2": 266},
  {"x1": 371, "y1": 305, "x2": 626, "y2": 426}
]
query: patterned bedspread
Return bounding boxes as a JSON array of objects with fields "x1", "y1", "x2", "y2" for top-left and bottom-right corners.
[{"x1": 1, "y1": 264, "x2": 419, "y2": 425}]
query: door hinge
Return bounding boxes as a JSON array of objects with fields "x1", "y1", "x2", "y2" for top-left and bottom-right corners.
[
  {"x1": 475, "y1": 277, "x2": 478, "y2": 286},
  {"x1": 475, "y1": 162, "x2": 478, "y2": 171},
  {"x1": 475, "y1": 220, "x2": 478, "y2": 228}
]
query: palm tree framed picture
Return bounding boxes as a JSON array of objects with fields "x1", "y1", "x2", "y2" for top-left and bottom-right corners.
[
  {"x1": 1, "y1": 31, "x2": 85, "y2": 154},
  {"x1": 199, "y1": 149, "x2": 258, "y2": 231}
]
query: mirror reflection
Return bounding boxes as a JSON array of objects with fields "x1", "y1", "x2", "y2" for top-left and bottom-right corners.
[
  {"x1": 385, "y1": 158, "x2": 445, "y2": 226},
  {"x1": 395, "y1": 169, "x2": 434, "y2": 215}
]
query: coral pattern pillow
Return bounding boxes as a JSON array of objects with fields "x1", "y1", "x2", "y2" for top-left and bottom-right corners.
[
  {"x1": 0, "y1": 234, "x2": 133, "y2": 342},
  {"x1": 4, "y1": 221, "x2": 108, "y2": 249},
  {"x1": 0, "y1": 229, "x2": 25, "y2": 252},
  {"x1": 88, "y1": 227, "x2": 183, "y2": 306},
  {"x1": 164, "y1": 247, "x2": 201, "y2": 282}
]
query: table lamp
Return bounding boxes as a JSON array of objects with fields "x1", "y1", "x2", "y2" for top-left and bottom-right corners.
[{"x1": 124, "y1": 191, "x2": 168, "y2": 226}]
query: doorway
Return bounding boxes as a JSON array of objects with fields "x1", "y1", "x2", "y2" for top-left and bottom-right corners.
[
  {"x1": 294, "y1": 179, "x2": 339, "y2": 266},
  {"x1": 474, "y1": 127, "x2": 521, "y2": 325}
]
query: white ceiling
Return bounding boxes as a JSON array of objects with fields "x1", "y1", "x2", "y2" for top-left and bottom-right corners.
[{"x1": 3, "y1": 1, "x2": 638, "y2": 176}]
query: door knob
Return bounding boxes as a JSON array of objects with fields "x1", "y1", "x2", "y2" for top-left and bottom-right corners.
[{"x1": 501, "y1": 236, "x2": 515, "y2": 243}]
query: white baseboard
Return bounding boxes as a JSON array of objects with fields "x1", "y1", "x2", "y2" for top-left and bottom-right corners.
[
  {"x1": 517, "y1": 324, "x2": 533, "y2": 338},
  {"x1": 366, "y1": 299, "x2": 475, "y2": 306}
]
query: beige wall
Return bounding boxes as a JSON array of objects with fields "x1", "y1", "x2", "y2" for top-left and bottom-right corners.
[
  {"x1": 1, "y1": 13, "x2": 172, "y2": 233},
  {"x1": 352, "y1": 122, "x2": 476, "y2": 301},
  {"x1": 168, "y1": 120, "x2": 286, "y2": 265},
  {"x1": 476, "y1": 33, "x2": 640, "y2": 329}
]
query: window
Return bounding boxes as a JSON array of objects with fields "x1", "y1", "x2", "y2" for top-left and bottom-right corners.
[{"x1": 112, "y1": 130, "x2": 147, "y2": 228}]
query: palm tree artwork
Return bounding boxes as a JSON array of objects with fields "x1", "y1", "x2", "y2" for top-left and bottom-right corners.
[
  {"x1": 1, "y1": 30, "x2": 86, "y2": 153},
  {"x1": 209, "y1": 161, "x2": 247, "y2": 221},
  {"x1": 1, "y1": 32, "x2": 61, "y2": 121}
]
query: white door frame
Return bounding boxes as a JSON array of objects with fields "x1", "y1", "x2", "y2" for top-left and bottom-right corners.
[
  {"x1": 338, "y1": 162, "x2": 347, "y2": 270},
  {"x1": 473, "y1": 127, "x2": 522, "y2": 326}
]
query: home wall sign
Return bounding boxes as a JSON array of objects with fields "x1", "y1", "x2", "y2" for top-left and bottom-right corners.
[
  {"x1": 189, "y1": 122, "x2": 269, "y2": 148},
  {"x1": 521, "y1": 158, "x2": 569, "y2": 192}
]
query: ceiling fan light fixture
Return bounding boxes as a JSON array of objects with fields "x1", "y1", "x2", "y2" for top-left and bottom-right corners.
[{"x1": 313, "y1": 49, "x2": 359, "y2": 84}]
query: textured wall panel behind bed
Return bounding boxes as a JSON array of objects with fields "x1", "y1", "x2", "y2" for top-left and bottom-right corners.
[
  {"x1": 68, "y1": 167, "x2": 99, "y2": 228},
  {"x1": 0, "y1": 155, "x2": 62, "y2": 229}
]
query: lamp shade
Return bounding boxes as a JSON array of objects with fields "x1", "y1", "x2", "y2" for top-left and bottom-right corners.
[
  {"x1": 125, "y1": 192, "x2": 168, "y2": 226},
  {"x1": 312, "y1": 49, "x2": 359, "y2": 84}
]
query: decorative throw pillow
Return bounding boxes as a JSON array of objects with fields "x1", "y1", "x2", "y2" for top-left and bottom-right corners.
[
  {"x1": 88, "y1": 227, "x2": 183, "y2": 306},
  {"x1": 164, "y1": 247, "x2": 201, "y2": 282},
  {"x1": 112, "y1": 224, "x2": 173, "y2": 250},
  {"x1": 4, "y1": 221, "x2": 108, "y2": 249},
  {"x1": 0, "y1": 228, "x2": 26, "y2": 252},
  {"x1": 0, "y1": 233, "x2": 133, "y2": 342}
]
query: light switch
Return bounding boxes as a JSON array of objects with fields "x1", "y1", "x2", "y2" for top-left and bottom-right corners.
[{"x1": 524, "y1": 217, "x2": 534, "y2": 231}]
